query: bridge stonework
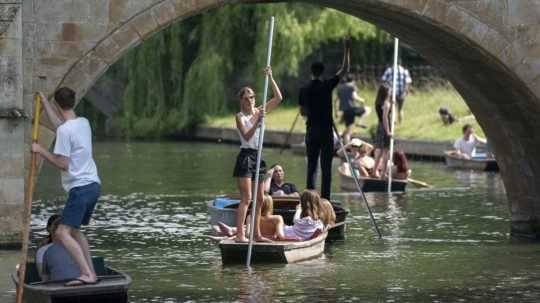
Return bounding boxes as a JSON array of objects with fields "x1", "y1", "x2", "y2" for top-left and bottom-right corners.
[{"x1": 1, "y1": 0, "x2": 540, "y2": 245}]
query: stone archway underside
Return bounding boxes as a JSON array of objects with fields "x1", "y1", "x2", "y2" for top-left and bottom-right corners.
[{"x1": 1, "y1": 0, "x2": 540, "y2": 244}]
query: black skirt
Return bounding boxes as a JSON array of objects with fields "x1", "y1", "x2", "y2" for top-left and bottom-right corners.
[
  {"x1": 232, "y1": 148, "x2": 267, "y2": 180},
  {"x1": 375, "y1": 123, "x2": 391, "y2": 149}
]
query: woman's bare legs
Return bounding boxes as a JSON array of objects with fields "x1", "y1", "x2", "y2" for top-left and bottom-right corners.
[
  {"x1": 235, "y1": 177, "x2": 251, "y2": 242},
  {"x1": 254, "y1": 182, "x2": 271, "y2": 242}
]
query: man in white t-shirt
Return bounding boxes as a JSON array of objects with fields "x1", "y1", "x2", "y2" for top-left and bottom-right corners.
[
  {"x1": 32, "y1": 87, "x2": 101, "y2": 286},
  {"x1": 452, "y1": 124, "x2": 486, "y2": 159}
]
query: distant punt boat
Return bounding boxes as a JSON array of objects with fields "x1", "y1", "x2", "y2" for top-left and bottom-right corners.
[
  {"x1": 444, "y1": 151, "x2": 499, "y2": 172},
  {"x1": 12, "y1": 257, "x2": 131, "y2": 303},
  {"x1": 219, "y1": 231, "x2": 328, "y2": 264},
  {"x1": 338, "y1": 164, "x2": 408, "y2": 192},
  {"x1": 208, "y1": 196, "x2": 348, "y2": 240}
]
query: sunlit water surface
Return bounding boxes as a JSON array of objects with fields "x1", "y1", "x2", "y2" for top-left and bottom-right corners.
[{"x1": 3, "y1": 141, "x2": 540, "y2": 302}]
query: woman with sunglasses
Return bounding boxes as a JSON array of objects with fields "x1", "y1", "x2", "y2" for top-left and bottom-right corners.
[{"x1": 232, "y1": 66, "x2": 283, "y2": 243}]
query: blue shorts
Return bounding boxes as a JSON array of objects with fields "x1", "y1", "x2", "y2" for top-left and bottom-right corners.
[{"x1": 60, "y1": 182, "x2": 100, "y2": 229}]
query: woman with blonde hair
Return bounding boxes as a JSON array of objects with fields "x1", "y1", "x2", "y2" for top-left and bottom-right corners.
[
  {"x1": 232, "y1": 66, "x2": 283, "y2": 243},
  {"x1": 214, "y1": 195, "x2": 285, "y2": 239},
  {"x1": 319, "y1": 198, "x2": 336, "y2": 227}
]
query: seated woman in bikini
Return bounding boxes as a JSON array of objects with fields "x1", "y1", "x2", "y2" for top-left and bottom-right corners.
[
  {"x1": 215, "y1": 190, "x2": 325, "y2": 241},
  {"x1": 214, "y1": 195, "x2": 285, "y2": 239}
]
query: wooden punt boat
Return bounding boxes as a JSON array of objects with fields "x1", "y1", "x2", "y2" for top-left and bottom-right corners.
[
  {"x1": 208, "y1": 196, "x2": 348, "y2": 240},
  {"x1": 12, "y1": 257, "x2": 131, "y2": 303},
  {"x1": 444, "y1": 151, "x2": 499, "y2": 172},
  {"x1": 338, "y1": 164, "x2": 408, "y2": 192},
  {"x1": 219, "y1": 231, "x2": 328, "y2": 264}
]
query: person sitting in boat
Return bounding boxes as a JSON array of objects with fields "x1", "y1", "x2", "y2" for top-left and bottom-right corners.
[
  {"x1": 392, "y1": 150, "x2": 411, "y2": 180},
  {"x1": 264, "y1": 164, "x2": 300, "y2": 198},
  {"x1": 36, "y1": 215, "x2": 81, "y2": 282},
  {"x1": 274, "y1": 190, "x2": 325, "y2": 241},
  {"x1": 337, "y1": 138, "x2": 375, "y2": 177},
  {"x1": 319, "y1": 198, "x2": 336, "y2": 227},
  {"x1": 452, "y1": 124, "x2": 486, "y2": 159},
  {"x1": 232, "y1": 66, "x2": 283, "y2": 243},
  {"x1": 214, "y1": 195, "x2": 286, "y2": 240},
  {"x1": 215, "y1": 191, "x2": 324, "y2": 241}
]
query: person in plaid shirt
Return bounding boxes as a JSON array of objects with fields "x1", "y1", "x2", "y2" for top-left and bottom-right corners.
[{"x1": 381, "y1": 63, "x2": 412, "y2": 123}]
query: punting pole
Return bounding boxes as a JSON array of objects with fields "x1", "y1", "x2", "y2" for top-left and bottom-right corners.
[
  {"x1": 332, "y1": 122, "x2": 382, "y2": 239},
  {"x1": 279, "y1": 110, "x2": 301, "y2": 154},
  {"x1": 387, "y1": 38, "x2": 399, "y2": 194},
  {"x1": 16, "y1": 93, "x2": 42, "y2": 303},
  {"x1": 246, "y1": 16, "x2": 276, "y2": 267}
]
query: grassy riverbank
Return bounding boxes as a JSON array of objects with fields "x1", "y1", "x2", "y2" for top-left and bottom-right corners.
[{"x1": 205, "y1": 84, "x2": 485, "y2": 142}]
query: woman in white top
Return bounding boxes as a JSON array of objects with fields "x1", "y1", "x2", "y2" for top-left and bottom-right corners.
[
  {"x1": 275, "y1": 190, "x2": 325, "y2": 241},
  {"x1": 232, "y1": 66, "x2": 283, "y2": 243}
]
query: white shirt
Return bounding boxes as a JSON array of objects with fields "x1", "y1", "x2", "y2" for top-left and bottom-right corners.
[
  {"x1": 237, "y1": 112, "x2": 260, "y2": 149},
  {"x1": 454, "y1": 136, "x2": 479, "y2": 157},
  {"x1": 54, "y1": 117, "x2": 100, "y2": 191}
]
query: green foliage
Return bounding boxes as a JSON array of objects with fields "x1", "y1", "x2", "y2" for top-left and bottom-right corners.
[{"x1": 108, "y1": 4, "x2": 395, "y2": 138}]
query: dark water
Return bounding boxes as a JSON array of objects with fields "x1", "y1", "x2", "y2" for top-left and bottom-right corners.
[{"x1": 6, "y1": 141, "x2": 540, "y2": 302}]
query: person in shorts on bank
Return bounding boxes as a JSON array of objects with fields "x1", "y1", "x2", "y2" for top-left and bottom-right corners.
[
  {"x1": 32, "y1": 87, "x2": 101, "y2": 286},
  {"x1": 233, "y1": 66, "x2": 283, "y2": 243},
  {"x1": 451, "y1": 124, "x2": 486, "y2": 159},
  {"x1": 336, "y1": 74, "x2": 370, "y2": 143},
  {"x1": 264, "y1": 164, "x2": 300, "y2": 198},
  {"x1": 36, "y1": 215, "x2": 81, "y2": 282}
]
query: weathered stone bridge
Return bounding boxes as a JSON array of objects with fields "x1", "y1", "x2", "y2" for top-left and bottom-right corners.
[{"x1": 1, "y1": 0, "x2": 540, "y2": 245}]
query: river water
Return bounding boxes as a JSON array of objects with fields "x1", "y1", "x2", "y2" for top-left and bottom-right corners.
[{"x1": 3, "y1": 141, "x2": 540, "y2": 302}]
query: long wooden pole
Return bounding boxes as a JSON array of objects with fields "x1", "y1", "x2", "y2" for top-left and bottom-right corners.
[
  {"x1": 246, "y1": 16, "x2": 275, "y2": 267},
  {"x1": 16, "y1": 93, "x2": 42, "y2": 303},
  {"x1": 279, "y1": 110, "x2": 301, "y2": 154},
  {"x1": 332, "y1": 122, "x2": 382, "y2": 239},
  {"x1": 387, "y1": 38, "x2": 399, "y2": 194}
]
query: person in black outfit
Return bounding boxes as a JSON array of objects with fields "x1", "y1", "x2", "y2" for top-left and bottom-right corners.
[{"x1": 299, "y1": 39, "x2": 351, "y2": 199}]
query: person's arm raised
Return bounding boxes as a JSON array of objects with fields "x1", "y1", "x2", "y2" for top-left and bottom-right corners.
[
  {"x1": 38, "y1": 92, "x2": 63, "y2": 130},
  {"x1": 263, "y1": 67, "x2": 283, "y2": 113}
]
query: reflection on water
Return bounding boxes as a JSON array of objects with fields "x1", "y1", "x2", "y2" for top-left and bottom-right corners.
[{"x1": 3, "y1": 141, "x2": 540, "y2": 302}]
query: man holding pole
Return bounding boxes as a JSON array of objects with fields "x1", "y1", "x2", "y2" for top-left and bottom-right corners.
[
  {"x1": 299, "y1": 39, "x2": 351, "y2": 200},
  {"x1": 31, "y1": 87, "x2": 101, "y2": 286}
]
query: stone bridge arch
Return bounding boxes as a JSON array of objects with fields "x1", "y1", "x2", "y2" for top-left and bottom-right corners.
[{"x1": 1, "y1": 0, "x2": 540, "y2": 243}]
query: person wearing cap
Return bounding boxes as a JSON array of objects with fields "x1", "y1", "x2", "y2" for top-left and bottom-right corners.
[{"x1": 337, "y1": 138, "x2": 375, "y2": 177}]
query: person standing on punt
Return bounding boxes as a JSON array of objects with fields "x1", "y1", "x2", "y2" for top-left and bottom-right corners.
[
  {"x1": 299, "y1": 39, "x2": 351, "y2": 200},
  {"x1": 31, "y1": 87, "x2": 101, "y2": 286},
  {"x1": 371, "y1": 84, "x2": 393, "y2": 178},
  {"x1": 233, "y1": 66, "x2": 283, "y2": 243}
]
